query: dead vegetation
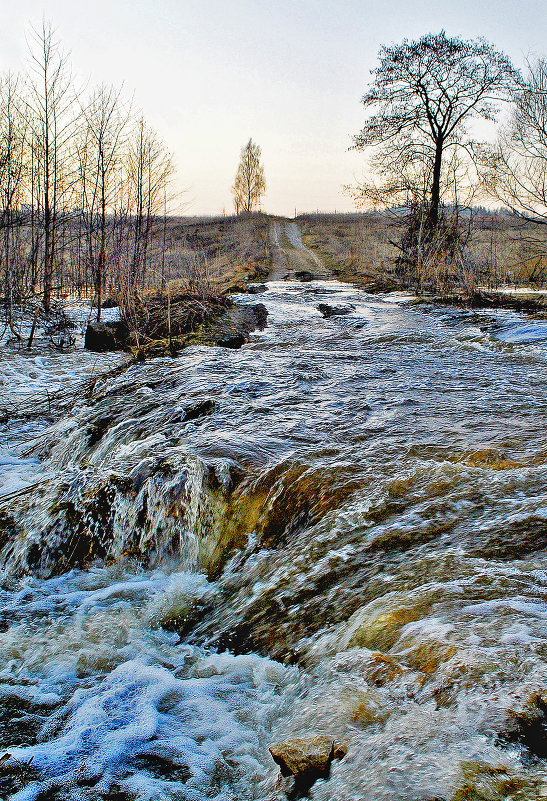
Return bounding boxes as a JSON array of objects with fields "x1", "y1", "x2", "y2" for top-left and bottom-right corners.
[
  {"x1": 158, "y1": 212, "x2": 272, "y2": 295},
  {"x1": 298, "y1": 210, "x2": 547, "y2": 294},
  {"x1": 106, "y1": 213, "x2": 272, "y2": 359},
  {"x1": 119, "y1": 286, "x2": 233, "y2": 357}
]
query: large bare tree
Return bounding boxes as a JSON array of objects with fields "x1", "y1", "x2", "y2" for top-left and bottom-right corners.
[
  {"x1": 232, "y1": 138, "x2": 265, "y2": 214},
  {"x1": 353, "y1": 31, "x2": 516, "y2": 230},
  {"x1": 27, "y1": 21, "x2": 77, "y2": 313},
  {"x1": 484, "y1": 58, "x2": 547, "y2": 224}
]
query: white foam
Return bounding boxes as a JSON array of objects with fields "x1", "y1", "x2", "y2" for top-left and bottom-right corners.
[{"x1": 0, "y1": 567, "x2": 294, "y2": 800}]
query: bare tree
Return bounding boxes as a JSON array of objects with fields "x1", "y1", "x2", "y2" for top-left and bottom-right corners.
[
  {"x1": 0, "y1": 74, "x2": 28, "y2": 313},
  {"x1": 0, "y1": 20, "x2": 182, "y2": 322},
  {"x1": 76, "y1": 84, "x2": 129, "y2": 319},
  {"x1": 484, "y1": 59, "x2": 547, "y2": 224},
  {"x1": 232, "y1": 138, "x2": 265, "y2": 214},
  {"x1": 126, "y1": 117, "x2": 174, "y2": 288},
  {"x1": 27, "y1": 21, "x2": 79, "y2": 313},
  {"x1": 352, "y1": 32, "x2": 516, "y2": 230}
]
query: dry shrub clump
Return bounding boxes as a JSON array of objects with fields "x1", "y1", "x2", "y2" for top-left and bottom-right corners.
[{"x1": 118, "y1": 284, "x2": 232, "y2": 357}]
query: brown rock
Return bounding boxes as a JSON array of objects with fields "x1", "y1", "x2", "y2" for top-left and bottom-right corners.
[
  {"x1": 333, "y1": 742, "x2": 348, "y2": 760},
  {"x1": 270, "y1": 736, "x2": 333, "y2": 778},
  {"x1": 269, "y1": 735, "x2": 340, "y2": 777},
  {"x1": 269, "y1": 736, "x2": 347, "y2": 797}
]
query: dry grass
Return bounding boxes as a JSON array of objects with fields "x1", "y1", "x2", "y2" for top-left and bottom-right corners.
[
  {"x1": 297, "y1": 210, "x2": 547, "y2": 290},
  {"x1": 117, "y1": 284, "x2": 233, "y2": 358},
  {"x1": 155, "y1": 212, "x2": 272, "y2": 294}
]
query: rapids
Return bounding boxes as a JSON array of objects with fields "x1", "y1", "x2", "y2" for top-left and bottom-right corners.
[{"x1": 1, "y1": 281, "x2": 547, "y2": 800}]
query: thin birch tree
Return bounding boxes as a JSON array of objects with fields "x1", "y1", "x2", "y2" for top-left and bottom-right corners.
[{"x1": 232, "y1": 138, "x2": 266, "y2": 214}]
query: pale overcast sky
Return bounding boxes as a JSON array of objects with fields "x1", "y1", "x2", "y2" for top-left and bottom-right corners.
[{"x1": 3, "y1": 1, "x2": 546, "y2": 216}]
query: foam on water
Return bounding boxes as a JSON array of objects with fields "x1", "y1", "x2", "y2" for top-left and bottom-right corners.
[
  {"x1": 2, "y1": 283, "x2": 547, "y2": 799},
  {"x1": 0, "y1": 567, "x2": 295, "y2": 801}
]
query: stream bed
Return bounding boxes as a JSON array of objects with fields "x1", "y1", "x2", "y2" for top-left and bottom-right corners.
[{"x1": 1, "y1": 281, "x2": 547, "y2": 800}]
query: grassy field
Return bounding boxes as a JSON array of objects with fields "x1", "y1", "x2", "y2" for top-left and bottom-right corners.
[
  {"x1": 155, "y1": 210, "x2": 547, "y2": 297},
  {"x1": 296, "y1": 210, "x2": 547, "y2": 291},
  {"x1": 158, "y1": 212, "x2": 272, "y2": 294}
]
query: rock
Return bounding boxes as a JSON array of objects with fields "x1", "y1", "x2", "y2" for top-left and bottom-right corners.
[
  {"x1": 183, "y1": 399, "x2": 215, "y2": 421},
  {"x1": 213, "y1": 303, "x2": 268, "y2": 349},
  {"x1": 216, "y1": 333, "x2": 246, "y2": 349},
  {"x1": 246, "y1": 283, "x2": 268, "y2": 294},
  {"x1": 238, "y1": 302, "x2": 268, "y2": 332},
  {"x1": 84, "y1": 321, "x2": 128, "y2": 352},
  {"x1": 101, "y1": 297, "x2": 118, "y2": 309},
  {"x1": 333, "y1": 742, "x2": 348, "y2": 760},
  {"x1": 295, "y1": 270, "x2": 314, "y2": 282},
  {"x1": 269, "y1": 735, "x2": 335, "y2": 778},
  {"x1": 498, "y1": 693, "x2": 547, "y2": 758},
  {"x1": 317, "y1": 303, "x2": 355, "y2": 318},
  {"x1": 269, "y1": 735, "x2": 346, "y2": 796}
]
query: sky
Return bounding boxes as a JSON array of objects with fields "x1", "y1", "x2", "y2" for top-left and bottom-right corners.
[{"x1": 2, "y1": 0, "x2": 547, "y2": 216}]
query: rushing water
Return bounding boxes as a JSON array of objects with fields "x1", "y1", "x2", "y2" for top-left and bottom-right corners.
[{"x1": 1, "y1": 281, "x2": 547, "y2": 800}]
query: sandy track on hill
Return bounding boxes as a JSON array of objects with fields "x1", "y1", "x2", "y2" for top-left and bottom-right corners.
[{"x1": 269, "y1": 220, "x2": 330, "y2": 281}]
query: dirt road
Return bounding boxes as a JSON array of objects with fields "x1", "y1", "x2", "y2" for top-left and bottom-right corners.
[{"x1": 269, "y1": 219, "x2": 330, "y2": 281}]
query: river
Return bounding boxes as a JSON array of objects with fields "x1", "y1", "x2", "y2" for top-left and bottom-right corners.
[{"x1": 1, "y1": 280, "x2": 547, "y2": 800}]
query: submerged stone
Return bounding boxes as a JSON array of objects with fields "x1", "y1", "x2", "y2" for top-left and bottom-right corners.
[
  {"x1": 317, "y1": 303, "x2": 355, "y2": 317},
  {"x1": 183, "y1": 399, "x2": 216, "y2": 421}
]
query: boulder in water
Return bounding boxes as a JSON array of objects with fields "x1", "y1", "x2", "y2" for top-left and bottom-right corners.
[
  {"x1": 317, "y1": 303, "x2": 355, "y2": 318},
  {"x1": 85, "y1": 321, "x2": 128, "y2": 352},
  {"x1": 269, "y1": 736, "x2": 346, "y2": 797},
  {"x1": 498, "y1": 693, "x2": 547, "y2": 758},
  {"x1": 183, "y1": 399, "x2": 216, "y2": 421},
  {"x1": 216, "y1": 333, "x2": 246, "y2": 349},
  {"x1": 214, "y1": 303, "x2": 268, "y2": 349},
  {"x1": 246, "y1": 283, "x2": 268, "y2": 294}
]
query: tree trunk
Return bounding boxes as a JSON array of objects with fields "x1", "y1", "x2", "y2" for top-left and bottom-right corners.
[{"x1": 429, "y1": 137, "x2": 443, "y2": 229}]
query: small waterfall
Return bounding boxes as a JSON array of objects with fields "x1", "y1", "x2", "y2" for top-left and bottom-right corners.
[{"x1": 1, "y1": 282, "x2": 547, "y2": 800}]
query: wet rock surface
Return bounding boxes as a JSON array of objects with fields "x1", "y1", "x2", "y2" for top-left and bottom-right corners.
[
  {"x1": 269, "y1": 736, "x2": 346, "y2": 798},
  {"x1": 317, "y1": 302, "x2": 355, "y2": 317},
  {"x1": 246, "y1": 283, "x2": 268, "y2": 294},
  {"x1": 84, "y1": 321, "x2": 129, "y2": 352},
  {"x1": 216, "y1": 333, "x2": 246, "y2": 349},
  {"x1": 498, "y1": 694, "x2": 547, "y2": 760},
  {"x1": 2, "y1": 279, "x2": 547, "y2": 800},
  {"x1": 212, "y1": 302, "x2": 268, "y2": 348}
]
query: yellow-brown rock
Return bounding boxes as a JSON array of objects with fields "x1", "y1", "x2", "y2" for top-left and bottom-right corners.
[{"x1": 269, "y1": 735, "x2": 336, "y2": 778}]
